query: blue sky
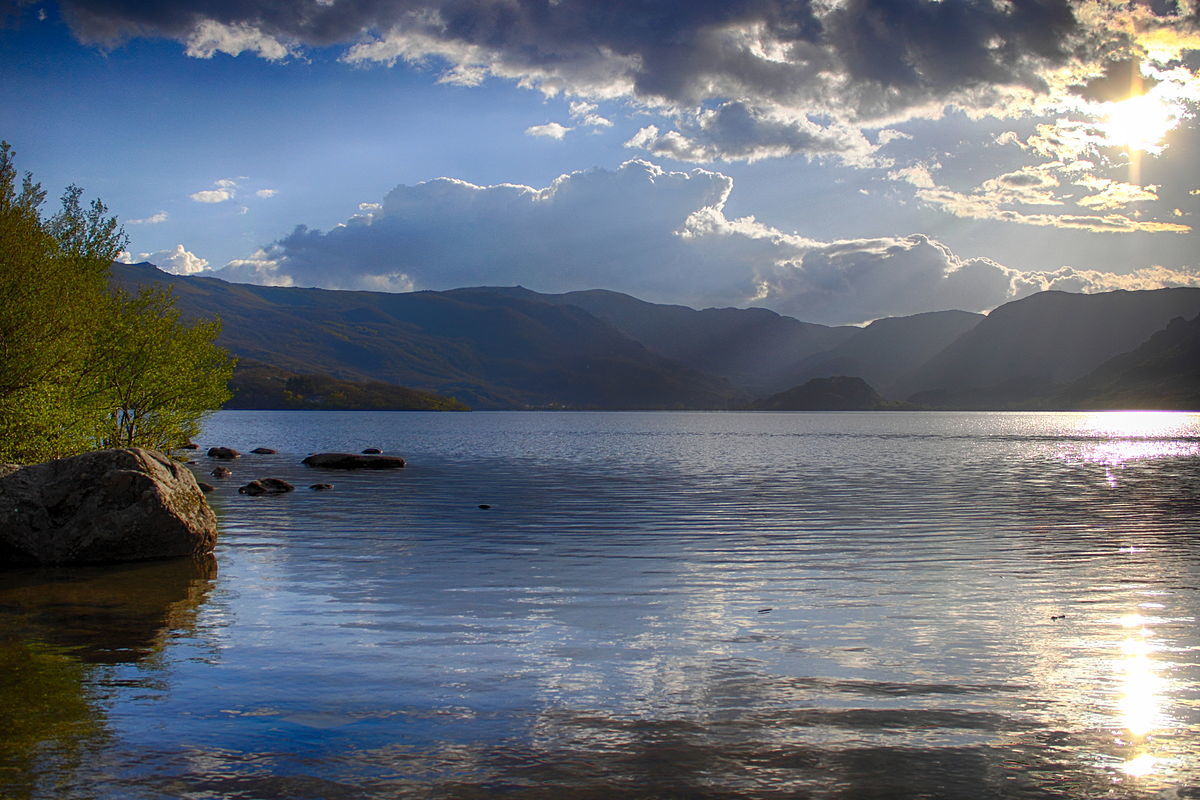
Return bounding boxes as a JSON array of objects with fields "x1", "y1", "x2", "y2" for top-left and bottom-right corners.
[{"x1": 3, "y1": 1, "x2": 1200, "y2": 324}]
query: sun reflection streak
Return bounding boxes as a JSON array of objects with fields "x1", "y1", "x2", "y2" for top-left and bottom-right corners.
[
  {"x1": 1114, "y1": 611, "x2": 1166, "y2": 779},
  {"x1": 1064, "y1": 412, "x2": 1200, "y2": 485},
  {"x1": 1081, "y1": 411, "x2": 1191, "y2": 440}
]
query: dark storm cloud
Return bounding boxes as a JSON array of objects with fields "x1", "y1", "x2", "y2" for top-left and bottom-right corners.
[
  {"x1": 54, "y1": 0, "x2": 1102, "y2": 115},
  {"x1": 826, "y1": 0, "x2": 1075, "y2": 92},
  {"x1": 54, "y1": 0, "x2": 1200, "y2": 162}
]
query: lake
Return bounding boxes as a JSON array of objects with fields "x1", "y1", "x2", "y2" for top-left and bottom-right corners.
[{"x1": 3, "y1": 410, "x2": 1200, "y2": 799}]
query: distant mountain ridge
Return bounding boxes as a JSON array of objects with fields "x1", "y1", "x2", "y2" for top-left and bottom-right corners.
[
  {"x1": 111, "y1": 262, "x2": 740, "y2": 410},
  {"x1": 788, "y1": 310, "x2": 983, "y2": 396},
  {"x1": 902, "y1": 288, "x2": 1200, "y2": 408},
  {"x1": 112, "y1": 263, "x2": 1200, "y2": 411},
  {"x1": 1056, "y1": 312, "x2": 1200, "y2": 410},
  {"x1": 488, "y1": 287, "x2": 858, "y2": 395}
]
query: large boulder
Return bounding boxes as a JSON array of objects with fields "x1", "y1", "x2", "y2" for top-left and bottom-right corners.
[
  {"x1": 0, "y1": 448, "x2": 218, "y2": 567},
  {"x1": 302, "y1": 453, "x2": 406, "y2": 470}
]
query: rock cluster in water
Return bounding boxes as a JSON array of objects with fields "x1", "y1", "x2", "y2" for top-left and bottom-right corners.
[{"x1": 0, "y1": 448, "x2": 217, "y2": 566}]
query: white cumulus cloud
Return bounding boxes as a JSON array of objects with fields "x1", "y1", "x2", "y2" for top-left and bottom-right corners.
[
  {"x1": 525, "y1": 122, "x2": 572, "y2": 139},
  {"x1": 127, "y1": 210, "x2": 169, "y2": 225},
  {"x1": 216, "y1": 159, "x2": 1200, "y2": 324},
  {"x1": 119, "y1": 244, "x2": 210, "y2": 275},
  {"x1": 190, "y1": 177, "x2": 242, "y2": 203}
]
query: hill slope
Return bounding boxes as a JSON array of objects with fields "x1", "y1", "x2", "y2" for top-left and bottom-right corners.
[
  {"x1": 1056, "y1": 313, "x2": 1200, "y2": 410},
  {"x1": 752, "y1": 376, "x2": 887, "y2": 411},
  {"x1": 227, "y1": 360, "x2": 470, "y2": 411},
  {"x1": 111, "y1": 263, "x2": 741, "y2": 410},
  {"x1": 902, "y1": 288, "x2": 1200, "y2": 408},
  {"x1": 491, "y1": 287, "x2": 858, "y2": 395},
  {"x1": 788, "y1": 310, "x2": 983, "y2": 397}
]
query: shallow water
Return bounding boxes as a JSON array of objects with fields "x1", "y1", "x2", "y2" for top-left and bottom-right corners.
[{"x1": 3, "y1": 410, "x2": 1200, "y2": 799}]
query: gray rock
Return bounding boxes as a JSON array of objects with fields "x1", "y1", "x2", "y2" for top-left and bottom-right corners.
[
  {"x1": 207, "y1": 447, "x2": 241, "y2": 459},
  {"x1": 0, "y1": 448, "x2": 218, "y2": 567},
  {"x1": 302, "y1": 453, "x2": 406, "y2": 470},
  {"x1": 260, "y1": 477, "x2": 294, "y2": 493},
  {"x1": 238, "y1": 477, "x2": 294, "y2": 496}
]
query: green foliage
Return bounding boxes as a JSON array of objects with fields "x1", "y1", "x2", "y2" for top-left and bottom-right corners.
[
  {"x1": 227, "y1": 359, "x2": 469, "y2": 411},
  {"x1": 0, "y1": 142, "x2": 234, "y2": 462},
  {"x1": 88, "y1": 288, "x2": 234, "y2": 450}
]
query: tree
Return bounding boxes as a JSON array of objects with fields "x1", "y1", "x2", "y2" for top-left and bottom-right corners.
[
  {"x1": 88, "y1": 287, "x2": 233, "y2": 450},
  {"x1": 0, "y1": 142, "x2": 234, "y2": 463}
]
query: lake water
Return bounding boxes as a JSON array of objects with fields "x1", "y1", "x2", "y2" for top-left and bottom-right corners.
[{"x1": 3, "y1": 410, "x2": 1200, "y2": 799}]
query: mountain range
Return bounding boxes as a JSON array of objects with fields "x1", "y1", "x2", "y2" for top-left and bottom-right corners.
[{"x1": 112, "y1": 262, "x2": 1200, "y2": 411}]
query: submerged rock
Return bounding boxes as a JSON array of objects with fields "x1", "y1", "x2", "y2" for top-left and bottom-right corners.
[
  {"x1": 210, "y1": 466, "x2": 232, "y2": 478},
  {"x1": 238, "y1": 478, "x2": 295, "y2": 496},
  {"x1": 0, "y1": 448, "x2": 217, "y2": 566},
  {"x1": 250, "y1": 447, "x2": 277, "y2": 454},
  {"x1": 302, "y1": 453, "x2": 406, "y2": 470},
  {"x1": 361, "y1": 447, "x2": 383, "y2": 454},
  {"x1": 179, "y1": 442, "x2": 200, "y2": 450},
  {"x1": 309, "y1": 483, "x2": 334, "y2": 491},
  {"x1": 197, "y1": 481, "x2": 216, "y2": 493},
  {"x1": 207, "y1": 447, "x2": 241, "y2": 459}
]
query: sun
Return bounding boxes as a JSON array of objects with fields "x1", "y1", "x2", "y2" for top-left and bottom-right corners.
[{"x1": 1101, "y1": 93, "x2": 1181, "y2": 153}]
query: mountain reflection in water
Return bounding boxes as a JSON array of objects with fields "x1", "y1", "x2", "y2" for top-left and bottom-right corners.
[{"x1": 1, "y1": 410, "x2": 1198, "y2": 799}]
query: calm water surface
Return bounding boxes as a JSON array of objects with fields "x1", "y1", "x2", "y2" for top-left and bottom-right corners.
[{"x1": 3, "y1": 411, "x2": 1200, "y2": 799}]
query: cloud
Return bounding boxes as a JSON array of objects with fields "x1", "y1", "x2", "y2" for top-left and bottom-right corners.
[
  {"x1": 569, "y1": 100, "x2": 612, "y2": 128},
  {"x1": 889, "y1": 163, "x2": 937, "y2": 189},
  {"x1": 1075, "y1": 178, "x2": 1159, "y2": 211},
  {"x1": 189, "y1": 189, "x2": 232, "y2": 203},
  {"x1": 626, "y1": 101, "x2": 877, "y2": 164},
  {"x1": 184, "y1": 19, "x2": 294, "y2": 60},
  {"x1": 119, "y1": 244, "x2": 210, "y2": 275},
  {"x1": 189, "y1": 178, "x2": 237, "y2": 203},
  {"x1": 525, "y1": 122, "x2": 571, "y2": 140},
  {"x1": 255, "y1": 188, "x2": 278, "y2": 198},
  {"x1": 915, "y1": 181, "x2": 1189, "y2": 234},
  {"x1": 127, "y1": 210, "x2": 169, "y2": 225},
  {"x1": 905, "y1": 161, "x2": 1190, "y2": 234},
  {"x1": 190, "y1": 177, "x2": 244, "y2": 203},
  {"x1": 216, "y1": 159, "x2": 1200, "y2": 325},
  {"x1": 53, "y1": 1, "x2": 1200, "y2": 162}
]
